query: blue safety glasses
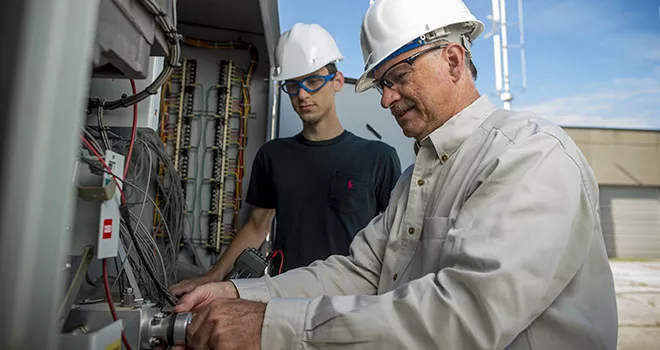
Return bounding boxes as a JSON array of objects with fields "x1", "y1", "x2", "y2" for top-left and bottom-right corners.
[{"x1": 281, "y1": 73, "x2": 336, "y2": 96}]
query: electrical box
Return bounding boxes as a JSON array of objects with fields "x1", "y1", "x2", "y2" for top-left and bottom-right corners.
[
  {"x1": 72, "y1": 150, "x2": 125, "y2": 259},
  {"x1": 87, "y1": 57, "x2": 164, "y2": 131},
  {"x1": 93, "y1": 0, "x2": 173, "y2": 79}
]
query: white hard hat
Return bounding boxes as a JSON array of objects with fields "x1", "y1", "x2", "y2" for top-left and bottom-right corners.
[
  {"x1": 356, "y1": 0, "x2": 484, "y2": 92},
  {"x1": 272, "y1": 23, "x2": 344, "y2": 81}
]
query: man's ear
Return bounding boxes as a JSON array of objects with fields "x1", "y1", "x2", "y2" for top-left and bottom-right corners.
[
  {"x1": 334, "y1": 71, "x2": 345, "y2": 91},
  {"x1": 445, "y1": 44, "x2": 465, "y2": 82}
]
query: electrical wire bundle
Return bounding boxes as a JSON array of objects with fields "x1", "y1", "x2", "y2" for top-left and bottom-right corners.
[
  {"x1": 79, "y1": 130, "x2": 181, "y2": 301},
  {"x1": 109, "y1": 129, "x2": 186, "y2": 305}
]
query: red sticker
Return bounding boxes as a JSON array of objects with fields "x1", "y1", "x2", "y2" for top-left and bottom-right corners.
[{"x1": 102, "y1": 219, "x2": 112, "y2": 239}]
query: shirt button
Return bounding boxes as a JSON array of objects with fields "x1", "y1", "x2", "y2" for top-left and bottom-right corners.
[
  {"x1": 417, "y1": 179, "x2": 425, "y2": 186},
  {"x1": 408, "y1": 227, "x2": 415, "y2": 235},
  {"x1": 393, "y1": 273, "x2": 398, "y2": 281},
  {"x1": 441, "y1": 154, "x2": 449, "y2": 163}
]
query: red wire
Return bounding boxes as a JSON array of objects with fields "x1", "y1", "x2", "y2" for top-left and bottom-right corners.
[
  {"x1": 269, "y1": 250, "x2": 284, "y2": 274},
  {"x1": 80, "y1": 135, "x2": 127, "y2": 205},
  {"x1": 103, "y1": 259, "x2": 133, "y2": 350},
  {"x1": 123, "y1": 79, "x2": 138, "y2": 178}
]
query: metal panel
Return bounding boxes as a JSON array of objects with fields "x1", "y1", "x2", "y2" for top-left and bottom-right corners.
[
  {"x1": 93, "y1": 0, "x2": 171, "y2": 78},
  {"x1": 172, "y1": 23, "x2": 271, "y2": 268},
  {"x1": 258, "y1": 0, "x2": 281, "y2": 66},
  {"x1": 178, "y1": 0, "x2": 265, "y2": 34},
  {"x1": 0, "y1": 0, "x2": 101, "y2": 348},
  {"x1": 60, "y1": 320, "x2": 123, "y2": 350},
  {"x1": 599, "y1": 186, "x2": 660, "y2": 258},
  {"x1": 63, "y1": 302, "x2": 157, "y2": 350},
  {"x1": 87, "y1": 57, "x2": 165, "y2": 131}
]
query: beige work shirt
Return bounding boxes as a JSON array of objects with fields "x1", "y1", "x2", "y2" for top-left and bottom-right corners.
[{"x1": 233, "y1": 95, "x2": 618, "y2": 349}]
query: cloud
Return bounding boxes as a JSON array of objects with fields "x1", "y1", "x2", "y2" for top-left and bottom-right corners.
[{"x1": 518, "y1": 77, "x2": 660, "y2": 129}]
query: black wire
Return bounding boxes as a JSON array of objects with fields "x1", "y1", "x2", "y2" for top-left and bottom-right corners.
[
  {"x1": 119, "y1": 204, "x2": 178, "y2": 307},
  {"x1": 85, "y1": 271, "x2": 97, "y2": 287}
]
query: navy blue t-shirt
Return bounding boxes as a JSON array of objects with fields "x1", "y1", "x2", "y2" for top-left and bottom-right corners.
[{"x1": 246, "y1": 130, "x2": 401, "y2": 273}]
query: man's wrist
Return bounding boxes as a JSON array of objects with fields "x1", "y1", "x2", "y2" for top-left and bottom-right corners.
[
  {"x1": 210, "y1": 262, "x2": 231, "y2": 279},
  {"x1": 223, "y1": 281, "x2": 240, "y2": 298}
]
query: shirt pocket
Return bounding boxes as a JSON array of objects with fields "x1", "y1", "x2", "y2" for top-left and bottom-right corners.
[
  {"x1": 327, "y1": 171, "x2": 370, "y2": 215},
  {"x1": 421, "y1": 216, "x2": 451, "y2": 240},
  {"x1": 418, "y1": 216, "x2": 453, "y2": 271}
]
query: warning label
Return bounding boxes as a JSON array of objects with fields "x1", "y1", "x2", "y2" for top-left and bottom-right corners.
[{"x1": 102, "y1": 219, "x2": 112, "y2": 239}]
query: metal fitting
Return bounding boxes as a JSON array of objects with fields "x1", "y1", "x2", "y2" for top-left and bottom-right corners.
[{"x1": 122, "y1": 287, "x2": 136, "y2": 307}]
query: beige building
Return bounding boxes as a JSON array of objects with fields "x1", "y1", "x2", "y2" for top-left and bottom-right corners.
[{"x1": 565, "y1": 127, "x2": 660, "y2": 259}]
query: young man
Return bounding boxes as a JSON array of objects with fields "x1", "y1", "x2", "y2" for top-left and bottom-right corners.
[
  {"x1": 172, "y1": 0, "x2": 617, "y2": 349},
  {"x1": 170, "y1": 23, "x2": 401, "y2": 295}
]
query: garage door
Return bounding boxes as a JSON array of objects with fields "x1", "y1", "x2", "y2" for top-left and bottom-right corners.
[{"x1": 599, "y1": 186, "x2": 660, "y2": 258}]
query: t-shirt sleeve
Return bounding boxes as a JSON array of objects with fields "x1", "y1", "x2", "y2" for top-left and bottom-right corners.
[
  {"x1": 375, "y1": 146, "x2": 401, "y2": 212},
  {"x1": 246, "y1": 147, "x2": 276, "y2": 209}
]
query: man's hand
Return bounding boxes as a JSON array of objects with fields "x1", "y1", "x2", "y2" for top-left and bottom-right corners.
[
  {"x1": 174, "y1": 282, "x2": 240, "y2": 314},
  {"x1": 170, "y1": 268, "x2": 229, "y2": 296},
  {"x1": 164, "y1": 282, "x2": 246, "y2": 349},
  {"x1": 180, "y1": 298, "x2": 266, "y2": 350}
]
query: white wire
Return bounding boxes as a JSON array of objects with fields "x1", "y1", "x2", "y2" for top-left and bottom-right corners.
[
  {"x1": 121, "y1": 176, "x2": 174, "y2": 251},
  {"x1": 136, "y1": 141, "x2": 153, "y2": 244},
  {"x1": 111, "y1": 239, "x2": 134, "y2": 291},
  {"x1": 137, "y1": 137, "x2": 176, "y2": 257},
  {"x1": 113, "y1": 140, "x2": 155, "y2": 291},
  {"x1": 129, "y1": 211, "x2": 168, "y2": 284}
]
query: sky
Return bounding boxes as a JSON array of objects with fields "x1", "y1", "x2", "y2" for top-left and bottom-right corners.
[{"x1": 278, "y1": 0, "x2": 660, "y2": 130}]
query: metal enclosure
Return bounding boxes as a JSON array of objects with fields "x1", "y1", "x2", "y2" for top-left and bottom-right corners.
[
  {"x1": 0, "y1": 0, "x2": 102, "y2": 348},
  {"x1": 0, "y1": 0, "x2": 281, "y2": 348},
  {"x1": 93, "y1": 0, "x2": 172, "y2": 78}
]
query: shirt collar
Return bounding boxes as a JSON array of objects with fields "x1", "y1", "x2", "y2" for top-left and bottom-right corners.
[{"x1": 416, "y1": 95, "x2": 497, "y2": 161}]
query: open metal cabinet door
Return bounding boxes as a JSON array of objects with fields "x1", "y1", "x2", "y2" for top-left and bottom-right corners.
[
  {"x1": 259, "y1": 0, "x2": 283, "y2": 143},
  {"x1": 0, "y1": 0, "x2": 101, "y2": 348}
]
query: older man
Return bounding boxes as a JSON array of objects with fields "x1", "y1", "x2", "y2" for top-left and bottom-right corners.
[{"x1": 172, "y1": 0, "x2": 618, "y2": 349}]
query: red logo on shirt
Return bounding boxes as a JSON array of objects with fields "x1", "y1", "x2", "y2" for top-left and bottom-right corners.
[{"x1": 347, "y1": 180, "x2": 353, "y2": 189}]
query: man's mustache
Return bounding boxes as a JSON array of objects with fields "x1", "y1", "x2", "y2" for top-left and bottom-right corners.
[{"x1": 390, "y1": 99, "x2": 416, "y2": 118}]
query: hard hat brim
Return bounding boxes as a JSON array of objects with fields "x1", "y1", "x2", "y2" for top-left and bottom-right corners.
[
  {"x1": 355, "y1": 20, "x2": 484, "y2": 93},
  {"x1": 272, "y1": 56, "x2": 345, "y2": 81}
]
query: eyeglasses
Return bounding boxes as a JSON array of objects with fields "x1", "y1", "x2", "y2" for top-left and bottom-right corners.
[
  {"x1": 281, "y1": 73, "x2": 336, "y2": 96},
  {"x1": 373, "y1": 45, "x2": 447, "y2": 95}
]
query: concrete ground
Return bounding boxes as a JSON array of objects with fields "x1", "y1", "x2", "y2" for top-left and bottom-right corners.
[{"x1": 611, "y1": 260, "x2": 660, "y2": 350}]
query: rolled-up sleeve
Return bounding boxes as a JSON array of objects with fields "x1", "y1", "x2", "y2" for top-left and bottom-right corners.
[{"x1": 258, "y1": 133, "x2": 600, "y2": 349}]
